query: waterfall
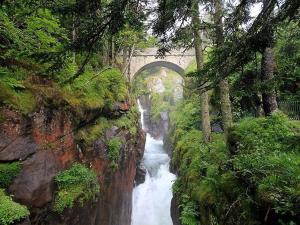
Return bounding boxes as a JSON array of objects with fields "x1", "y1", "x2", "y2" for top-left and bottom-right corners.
[{"x1": 132, "y1": 100, "x2": 176, "y2": 225}]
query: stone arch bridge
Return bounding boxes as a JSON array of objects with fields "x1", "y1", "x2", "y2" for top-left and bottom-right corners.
[{"x1": 128, "y1": 48, "x2": 195, "y2": 81}]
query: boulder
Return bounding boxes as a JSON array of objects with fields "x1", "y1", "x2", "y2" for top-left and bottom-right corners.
[
  {"x1": 0, "y1": 136, "x2": 37, "y2": 161},
  {"x1": 10, "y1": 150, "x2": 61, "y2": 207}
]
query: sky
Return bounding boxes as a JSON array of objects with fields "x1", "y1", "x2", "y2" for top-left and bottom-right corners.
[{"x1": 145, "y1": 0, "x2": 263, "y2": 36}]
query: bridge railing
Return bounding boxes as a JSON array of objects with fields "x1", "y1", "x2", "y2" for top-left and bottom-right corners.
[{"x1": 278, "y1": 101, "x2": 300, "y2": 120}]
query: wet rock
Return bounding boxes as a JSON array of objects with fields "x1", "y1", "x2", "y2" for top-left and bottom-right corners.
[
  {"x1": 10, "y1": 150, "x2": 61, "y2": 207},
  {"x1": 15, "y1": 217, "x2": 31, "y2": 225},
  {"x1": 171, "y1": 197, "x2": 182, "y2": 225},
  {"x1": 44, "y1": 199, "x2": 98, "y2": 225},
  {"x1": 0, "y1": 136, "x2": 37, "y2": 161},
  {"x1": 93, "y1": 139, "x2": 107, "y2": 157},
  {"x1": 135, "y1": 162, "x2": 146, "y2": 186},
  {"x1": 105, "y1": 126, "x2": 119, "y2": 140}
]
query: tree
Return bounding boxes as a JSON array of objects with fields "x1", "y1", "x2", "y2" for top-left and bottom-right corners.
[
  {"x1": 212, "y1": 0, "x2": 233, "y2": 136},
  {"x1": 191, "y1": 0, "x2": 211, "y2": 143},
  {"x1": 153, "y1": 0, "x2": 212, "y2": 142}
]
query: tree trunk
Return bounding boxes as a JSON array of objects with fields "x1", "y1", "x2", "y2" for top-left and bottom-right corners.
[
  {"x1": 213, "y1": 0, "x2": 233, "y2": 136},
  {"x1": 219, "y1": 78, "x2": 232, "y2": 135},
  {"x1": 261, "y1": 47, "x2": 278, "y2": 115},
  {"x1": 192, "y1": 0, "x2": 211, "y2": 143},
  {"x1": 108, "y1": 36, "x2": 115, "y2": 66}
]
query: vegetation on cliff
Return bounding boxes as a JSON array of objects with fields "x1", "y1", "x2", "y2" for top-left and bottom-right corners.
[
  {"x1": 169, "y1": 102, "x2": 300, "y2": 224},
  {"x1": 0, "y1": 189, "x2": 29, "y2": 225},
  {"x1": 0, "y1": 162, "x2": 21, "y2": 188},
  {"x1": 53, "y1": 163, "x2": 100, "y2": 213},
  {"x1": 107, "y1": 137, "x2": 123, "y2": 171}
]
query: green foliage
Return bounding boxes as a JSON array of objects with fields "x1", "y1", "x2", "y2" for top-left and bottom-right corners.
[
  {"x1": 275, "y1": 21, "x2": 300, "y2": 101},
  {"x1": 149, "y1": 93, "x2": 171, "y2": 121},
  {"x1": 76, "y1": 117, "x2": 112, "y2": 145},
  {"x1": 107, "y1": 137, "x2": 123, "y2": 171},
  {"x1": 169, "y1": 97, "x2": 300, "y2": 224},
  {"x1": 0, "y1": 7, "x2": 67, "y2": 74},
  {"x1": 54, "y1": 163, "x2": 100, "y2": 213},
  {"x1": 133, "y1": 67, "x2": 183, "y2": 123},
  {"x1": 114, "y1": 106, "x2": 139, "y2": 135},
  {"x1": 63, "y1": 68, "x2": 128, "y2": 111},
  {"x1": 0, "y1": 189, "x2": 29, "y2": 225},
  {"x1": 0, "y1": 162, "x2": 21, "y2": 188},
  {"x1": 77, "y1": 106, "x2": 139, "y2": 145},
  {"x1": 0, "y1": 78, "x2": 37, "y2": 114},
  {"x1": 179, "y1": 195, "x2": 199, "y2": 225},
  {"x1": 116, "y1": 23, "x2": 156, "y2": 49},
  {"x1": 228, "y1": 112, "x2": 296, "y2": 154},
  {"x1": 229, "y1": 113, "x2": 300, "y2": 215}
]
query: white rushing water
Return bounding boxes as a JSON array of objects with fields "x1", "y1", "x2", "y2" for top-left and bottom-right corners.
[{"x1": 131, "y1": 100, "x2": 176, "y2": 225}]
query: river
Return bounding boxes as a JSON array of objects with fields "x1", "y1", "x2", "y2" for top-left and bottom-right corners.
[{"x1": 131, "y1": 100, "x2": 176, "y2": 225}]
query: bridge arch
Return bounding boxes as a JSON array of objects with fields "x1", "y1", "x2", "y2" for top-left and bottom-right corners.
[
  {"x1": 132, "y1": 61, "x2": 185, "y2": 80},
  {"x1": 128, "y1": 48, "x2": 195, "y2": 81}
]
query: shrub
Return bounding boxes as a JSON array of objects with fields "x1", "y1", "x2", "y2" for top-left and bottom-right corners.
[
  {"x1": 0, "y1": 162, "x2": 22, "y2": 188},
  {"x1": 53, "y1": 163, "x2": 100, "y2": 213},
  {"x1": 169, "y1": 101, "x2": 300, "y2": 224},
  {"x1": 229, "y1": 113, "x2": 300, "y2": 215},
  {"x1": 107, "y1": 137, "x2": 123, "y2": 171},
  {"x1": 0, "y1": 189, "x2": 29, "y2": 225},
  {"x1": 228, "y1": 112, "x2": 295, "y2": 154}
]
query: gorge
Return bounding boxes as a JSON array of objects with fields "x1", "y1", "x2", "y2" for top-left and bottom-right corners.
[
  {"x1": 1, "y1": 1, "x2": 300, "y2": 225},
  {"x1": 131, "y1": 100, "x2": 176, "y2": 225}
]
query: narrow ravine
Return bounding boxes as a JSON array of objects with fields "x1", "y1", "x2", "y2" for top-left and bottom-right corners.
[{"x1": 131, "y1": 100, "x2": 176, "y2": 225}]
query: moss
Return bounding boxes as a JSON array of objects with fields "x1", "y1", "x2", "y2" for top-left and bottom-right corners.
[
  {"x1": 0, "y1": 189, "x2": 30, "y2": 225},
  {"x1": 76, "y1": 117, "x2": 112, "y2": 145},
  {"x1": 65, "y1": 68, "x2": 128, "y2": 111},
  {"x1": 53, "y1": 163, "x2": 100, "y2": 213},
  {"x1": 228, "y1": 112, "x2": 296, "y2": 154},
  {"x1": 0, "y1": 162, "x2": 22, "y2": 188},
  {"x1": 114, "y1": 106, "x2": 139, "y2": 135},
  {"x1": 77, "y1": 106, "x2": 139, "y2": 146},
  {"x1": 229, "y1": 113, "x2": 300, "y2": 215},
  {"x1": 107, "y1": 137, "x2": 123, "y2": 171},
  {"x1": 0, "y1": 82, "x2": 36, "y2": 115}
]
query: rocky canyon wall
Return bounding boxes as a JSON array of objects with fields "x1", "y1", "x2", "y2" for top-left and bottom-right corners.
[{"x1": 0, "y1": 105, "x2": 145, "y2": 225}]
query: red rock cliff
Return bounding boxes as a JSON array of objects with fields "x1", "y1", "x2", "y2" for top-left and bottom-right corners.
[{"x1": 0, "y1": 106, "x2": 145, "y2": 225}]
